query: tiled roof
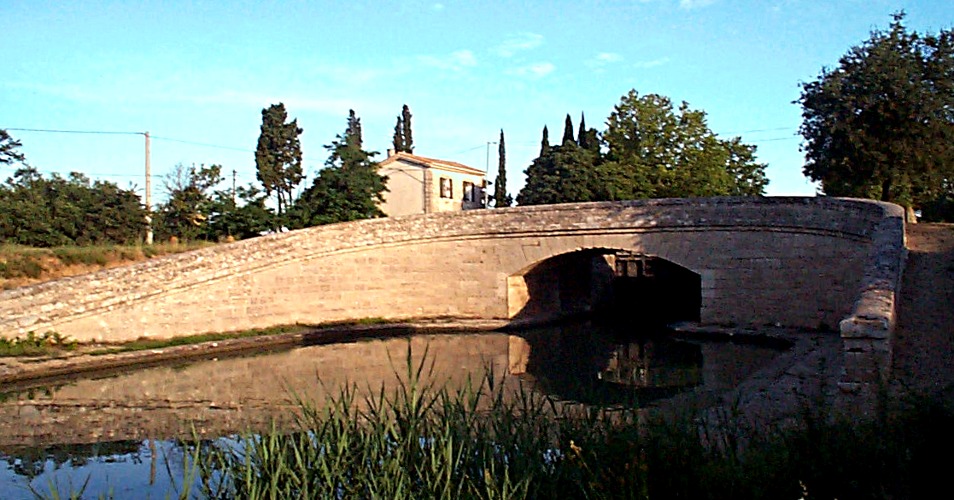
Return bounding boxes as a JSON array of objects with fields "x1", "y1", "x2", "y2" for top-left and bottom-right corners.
[{"x1": 379, "y1": 152, "x2": 486, "y2": 176}]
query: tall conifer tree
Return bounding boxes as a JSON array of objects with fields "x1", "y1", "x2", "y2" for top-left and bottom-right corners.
[
  {"x1": 540, "y1": 126, "x2": 550, "y2": 156},
  {"x1": 392, "y1": 116, "x2": 404, "y2": 153},
  {"x1": 292, "y1": 110, "x2": 387, "y2": 226},
  {"x1": 401, "y1": 104, "x2": 414, "y2": 153},
  {"x1": 577, "y1": 113, "x2": 588, "y2": 149},
  {"x1": 562, "y1": 114, "x2": 575, "y2": 145},
  {"x1": 494, "y1": 129, "x2": 512, "y2": 207},
  {"x1": 255, "y1": 102, "x2": 303, "y2": 219}
]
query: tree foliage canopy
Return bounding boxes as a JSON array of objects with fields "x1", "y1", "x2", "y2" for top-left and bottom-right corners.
[
  {"x1": 291, "y1": 110, "x2": 388, "y2": 227},
  {"x1": 255, "y1": 103, "x2": 304, "y2": 218},
  {"x1": 392, "y1": 104, "x2": 414, "y2": 154},
  {"x1": 155, "y1": 163, "x2": 224, "y2": 241},
  {"x1": 0, "y1": 167, "x2": 145, "y2": 246},
  {"x1": 0, "y1": 129, "x2": 27, "y2": 167},
  {"x1": 517, "y1": 90, "x2": 767, "y2": 205},
  {"x1": 798, "y1": 12, "x2": 954, "y2": 216},
  {"x1": 152, "y1": 163, "x2": 276, "y2": 243}
]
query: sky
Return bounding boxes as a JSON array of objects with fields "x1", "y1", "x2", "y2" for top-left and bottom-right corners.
[{"x1": 2, "y1": 0, "x2": 952, "y2": 205}]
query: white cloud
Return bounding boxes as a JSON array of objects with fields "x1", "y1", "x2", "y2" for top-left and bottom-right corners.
[
  {"x1": 507, "y1": 62, "x2": 555, "y2": 79},
  {"x1": 679, "y1": 0, "x2": 716, "y2": 9},
  {"x1": 632, "y1": 57, "x2": 670, "y2": 69},
  {"x1": 586, "y1": 52, "x2": 624, "y2": 68},
  {"x1": 597, "y1": 52, "x2": 623, "y2": 63},
  {"x1": 417, "y1": 49, "x2": 477, "y2": 71},
  {"x1": 495, "y1": 32, "x2": 545, "y2": 57}
]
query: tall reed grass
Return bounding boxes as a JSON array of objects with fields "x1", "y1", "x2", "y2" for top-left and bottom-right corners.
[{"x1": 187, "y1": 345, "x2": 954, "y2": 499}]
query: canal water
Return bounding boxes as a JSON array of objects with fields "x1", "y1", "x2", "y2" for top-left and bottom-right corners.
[{"x1": 0, "y1": 321, "x2": 788, "y2": 499}]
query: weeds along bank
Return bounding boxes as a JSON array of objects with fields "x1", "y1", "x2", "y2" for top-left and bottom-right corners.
[{"x1": 179, "y1": 357, "x2": 954, "y2": 499}]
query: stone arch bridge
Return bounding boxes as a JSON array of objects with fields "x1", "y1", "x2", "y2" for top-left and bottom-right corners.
[{"x1": 0, "y1": 197, "x2": 905, "y2": 388}]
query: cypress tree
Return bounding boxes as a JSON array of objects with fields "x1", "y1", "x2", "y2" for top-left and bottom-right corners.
[
  {"x1": 392, "y1": 116, "x2": 404, "y2": 153},
  {"x1": 562, "y1": 114, "x2": 575, "y2": 145},
  {"x1": 494, "y1": 129, "x2": 512, "y2": 207},
  {"x1": 540, "y1": 125, "x2": 550, "y2": 156},
  {"x1": 401, "y1": 104, "x2": 414, "y2": 153},
  {"x1": 578, "y1": 113, "x2": 588, "y2": 149}
]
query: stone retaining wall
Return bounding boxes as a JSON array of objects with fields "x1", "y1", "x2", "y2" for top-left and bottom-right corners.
[{"x1": 838, "y1": 202, "x2": 906, "y2": 392}]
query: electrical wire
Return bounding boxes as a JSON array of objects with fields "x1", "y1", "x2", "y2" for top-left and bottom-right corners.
[{"x1": 4, "y1": 127, "x2": 143, "y2": 136}]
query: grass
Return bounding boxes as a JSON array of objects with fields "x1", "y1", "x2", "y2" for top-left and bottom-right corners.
[
  {"x1": 20, "y1": 343, "x2": 954, "y2": 499},
  {"x1": 0, "y1": 331, "x2": 77, "y2": 357},
  {"x1": 183, "y1": 347, "x2": 954, "y2": 500},
  {"x1": 86, "y1": 324, "x2": 312, "y2": 356},
  {"x1": 0, "y1": 241, "x2": 214, "y2": 288}
]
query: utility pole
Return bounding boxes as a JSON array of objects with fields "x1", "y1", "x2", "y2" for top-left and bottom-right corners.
[
  {"x1": 144, "y1": 131, "x2": 153, "y2": 245},
  {"x1": 232, "y1": 169, "x2": 237, "y2": 205},
  {"x1": 485, "y1": 141, "x2": 497, "y2": 172}
]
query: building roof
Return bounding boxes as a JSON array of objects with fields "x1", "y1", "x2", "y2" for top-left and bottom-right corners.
[{"x1": 378, "y1": 152, "x2": 486, "y2": 177}]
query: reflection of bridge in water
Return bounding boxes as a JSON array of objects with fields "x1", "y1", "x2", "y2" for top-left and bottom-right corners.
[{"x1": 0, "y1": 326, "x2": 787, "y2": 450}]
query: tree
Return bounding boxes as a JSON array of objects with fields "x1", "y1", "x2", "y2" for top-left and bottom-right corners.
[
  {"x1": 798, "y1": 12, "x2": 954, "y2": 215},
  {"x1": 155, "y1": 163, "x2": 223, "y2": 241},
  {"x1": 291, "y1": 110, "x2": 388, "y2": 226},
  {"x1": 255, "y1": 103, "x2": 304, "y2": 219},
  {"x1": 494, "y1": 129, "x2": 512, "y2": 207},
  {"x1": 392, "y1": 104, "x2": 415, "y2": 153},
  {"x1": 0, "y1": 129, "x2": 26, "y2": 166},
  {"x1": 517, "y1": 126, "x2": 599, "y2": 206},
  {"x1": 207, "y1": 184, "x2": 275, "y2": 240},
  {"x1": 392, "y1": 116, "x2": 405, "y2": 153},
  {"x1": 0, "y1": 167, "x2": 145, "y2": 246},
  {"x1": 561, "y1": 114, "x2": 575, "y2": 145},
  {"x1": 577, "y1": 113, "x2": 600, "y2": 153},
  {"x1": 517, "y1": 91, "x2": 767, "y2": 206},
  {"x1": 347, "y1": 109, "x2": 363, "y2": 150},
  {"x1": 540, "y1": 125, "x2": 550, "y2": 156},
  {"x1": 401, "y1": 104, "x2": 414, "y2": 153},
  {"x1": 602, "y1": 90, "x2": 766, "y2": 199}
]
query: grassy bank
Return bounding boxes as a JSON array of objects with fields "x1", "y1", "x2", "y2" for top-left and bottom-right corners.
[
  {"x1": 0, "y1": 331, "x2": 76, "y2": 357},
  {"x1": 0, "y1": 241, "x2": 213, "y2": 289},
  {"x1": 85, "y1": 324, "x2": 312, "y2": 356},
  {"x1": 181, "y1": 349, "x2": 954, "y2": 500}
]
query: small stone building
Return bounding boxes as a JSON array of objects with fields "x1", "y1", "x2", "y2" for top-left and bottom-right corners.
[{"x1": 378, "y1": 151, "x2": 488, "y2": 217}]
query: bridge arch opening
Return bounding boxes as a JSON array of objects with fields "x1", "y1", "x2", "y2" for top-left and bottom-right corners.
[{"x1": 507, "y1": 249, "x2": 701, "y2": 326}]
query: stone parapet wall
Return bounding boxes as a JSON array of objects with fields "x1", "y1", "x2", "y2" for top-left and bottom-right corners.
[
  {"x1": 838, "y1": 202, "x2": 906, "y2": 392},
  {"x1": 0, "y1": 197, "x2": 902, "y2": 381}
]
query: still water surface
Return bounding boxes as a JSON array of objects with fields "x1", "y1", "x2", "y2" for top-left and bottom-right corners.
[{"x1": 0, "y1": 322, "x2": 787, "y2": 498}]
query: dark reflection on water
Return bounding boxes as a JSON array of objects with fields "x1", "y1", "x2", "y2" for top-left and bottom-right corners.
[
  {"x1": 0, "y1": 322, "x2": 788, "y2": 498},
  {"x1": 511, "y1": 321, "x2": 787, "y2": 406}
]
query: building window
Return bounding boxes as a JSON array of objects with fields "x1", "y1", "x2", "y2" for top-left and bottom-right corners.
[
  {"x1": 440, "y1": 177, "x2": 453, "y2": 198},
  {"x1": 463, "y1": 181, "x2": 475, "y2": 202}
]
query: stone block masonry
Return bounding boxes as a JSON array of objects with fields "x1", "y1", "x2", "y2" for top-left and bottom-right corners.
[{"x1": 0, "y1": 197, "x2": 905, "y2": 390}]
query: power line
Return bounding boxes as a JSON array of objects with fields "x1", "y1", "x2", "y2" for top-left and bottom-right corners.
[
  {"x1": 724, "y1": 126, "x2": 795, "y2": 135},
  {"x1": 150, "y1": 135, "x2": 254, "y2": 153},
  {"x1": 751, "y1": 136, "x2": 800, "y2": 142},
  {"x1": 4, "y1": 127, "x2": 143, "y2": 136}
]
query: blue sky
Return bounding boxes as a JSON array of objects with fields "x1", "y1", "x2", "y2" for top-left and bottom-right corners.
[{"x1": 2, "y1": 0, "x2": 951, "y2": 203}]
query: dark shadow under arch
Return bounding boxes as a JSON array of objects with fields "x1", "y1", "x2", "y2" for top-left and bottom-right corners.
[
  {"x1": 612, "y1": 253, "x2": 702, "y2": 325},
  {"x1": 508, "y1": 249, "x2": 701, "y2": 326}
]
